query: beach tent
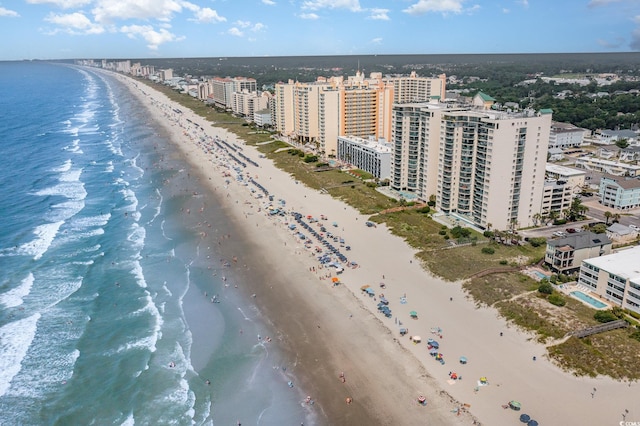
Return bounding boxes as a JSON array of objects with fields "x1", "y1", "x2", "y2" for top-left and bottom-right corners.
[
  {"x1": 519, "y1": 414, "x2": 531, "y2": 423},
  {"x1": 412, "y1": 336, "x2": 422, "y2": 343},
  {"x1": 332, "y1": 277, "x2": 340, "y2": 283},
  {"x1": 459, "y1": 356, "x2": 467, "y2": 364},
  {"x1": 410, "y1": 311, "x2": 418, "y2": 318},
  {"x1": 509, "y1": 401, "x2": 521, "y2": 411},
  {"x1": 366, "y1": 287, "x2": 375, "y2": 296},
  {"x1": 429, "y1": 348, "x2": 438, "y2": 356},
  {"x1": 399, "y1": 328, "x2": 407, "y2": 335}
]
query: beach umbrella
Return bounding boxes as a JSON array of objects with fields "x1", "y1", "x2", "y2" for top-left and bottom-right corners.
[
  {"x1": 332, "y1": 277, "x2": 339, "y2": 283},
  {"x1": 429, "y1": 348, "x2": 438, "y2": 355},
  {"x1": 459, "y1": 356, "x2": 467, "y2": 364},
  {"x1": 410, "y1": 311, "x2": 418, "y2": 318},
  {"x1": 519, "y1": 414, "x2": 531, "y2": 423},
  {"x1": 527, "y1": 420, "x2": 538, "y2": 426},
  {"x1": 360, "y1": 285, "x2": 370, "y2": 290},
  {"x1": 509, "y1": 401, "x2": 521, "y2": 411},
  {"x1": 412, "y1": 336, "x2": 421, "y2": 343}
]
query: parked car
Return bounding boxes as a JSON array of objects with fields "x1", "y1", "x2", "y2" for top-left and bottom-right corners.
[{"x1": 565, "y1": 228, "x2": 577, "y2": 233}]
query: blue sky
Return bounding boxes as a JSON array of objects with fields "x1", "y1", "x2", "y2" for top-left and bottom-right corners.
[{"x1": 1, "y1": 0, "x2": 639, "y2": 60}]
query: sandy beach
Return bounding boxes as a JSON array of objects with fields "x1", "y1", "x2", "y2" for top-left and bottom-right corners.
[{"x1": 110, "y1": 71, "x2": 638, "y2": 425}]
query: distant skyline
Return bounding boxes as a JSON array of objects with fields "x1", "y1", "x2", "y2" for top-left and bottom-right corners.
[{"x1": 1, "y1": 0, "x2": 639, "y2": 61}]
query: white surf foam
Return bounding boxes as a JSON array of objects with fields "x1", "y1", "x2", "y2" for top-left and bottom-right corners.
[
  {"x1": 0, "y1": 273, "x2": 34, "y2": 308},
  {"x1": 0, "y1": 314, "x2": 41, "y2": 397}
]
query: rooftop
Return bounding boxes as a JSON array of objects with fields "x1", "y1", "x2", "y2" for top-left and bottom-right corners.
[
  {"x1": 583, "y1": 246, "x2": 640, "y2": 281},
  {"x1": 545, "y1": 163, "x2": 586, "y2": 177},
  {"x1": 549, "y1": 231, "x2": 611, "y2": 250}
]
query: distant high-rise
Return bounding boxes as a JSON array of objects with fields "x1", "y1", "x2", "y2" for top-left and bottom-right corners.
[{"x1": 273, "y1": 71, "x2": 445, "y2": 157}]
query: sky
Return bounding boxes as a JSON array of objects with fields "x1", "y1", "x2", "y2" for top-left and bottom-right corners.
[{"x1": 0, "y1": 0, "x2": 639, "y2": 60}]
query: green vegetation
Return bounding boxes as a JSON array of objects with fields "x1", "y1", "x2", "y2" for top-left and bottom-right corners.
[
  {"x1": 528, "y1": 237, "x2": 546, "y2": 247},
  {"x1": 538, "y1": 281, "x2": 553, "y2": 295},
  {"x1": 548, "y1": 293, "x2": 567, "y2": 307},
  {"x1": 594, "y1": 310, "x2": 619, "y2": 323}
]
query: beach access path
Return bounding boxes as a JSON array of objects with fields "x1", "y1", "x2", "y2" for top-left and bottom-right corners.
[{"x1": 112, "y1": 71, "x2": 638, "y2": 426}]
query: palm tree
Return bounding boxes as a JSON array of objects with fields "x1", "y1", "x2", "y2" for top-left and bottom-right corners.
[
  {"x1": 604, "y1": 211, "x2": 612, "y2": 225},
  {"x1": 532, "y1": 213, "x2": 542, "y2": 227},
  {"x1": 612, "y1": 213, "x2": 621, "y2": 223}
]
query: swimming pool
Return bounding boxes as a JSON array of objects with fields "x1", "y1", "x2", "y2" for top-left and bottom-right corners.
[
  {"x1": 533, "y1": 271, "x2": 550, "y2": 281},
  {"x1": 570, "y1": 291, "x2": 608, "y2": 309}
]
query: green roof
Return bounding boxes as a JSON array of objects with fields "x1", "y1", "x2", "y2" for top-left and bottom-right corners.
[
  {"x1": 476, "y1": 92, "x2": 496, "y2": 102},
  {"x1": 539, "y1": 108, "x2": 553, "y2": 114}
]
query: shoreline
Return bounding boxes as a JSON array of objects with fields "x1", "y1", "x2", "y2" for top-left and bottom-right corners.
[{"x1": 111, "y1": 70, "x2": 638, "y2": 425}]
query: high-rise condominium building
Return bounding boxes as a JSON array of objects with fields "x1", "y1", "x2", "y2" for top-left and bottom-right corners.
[
  {"x1": 384, "y1": 71, "x2": 446, "y2": 103},
  {"x1": 391, "y1": 102, "x2": 552, "y2": 230},
  {"x1": 209, "y1": 77, "x2": 258, "y2": 109},
  {"x1": 274, "y1": 72, "x2": 445, "y2": 157}
]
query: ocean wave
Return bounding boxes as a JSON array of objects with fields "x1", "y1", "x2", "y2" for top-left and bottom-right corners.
[
  {"x1": 0, "y1": 313, "x2": 41, "y2": 397},
  {"x1": 51, "y1": 159, "x2": 73, "y2": 173},
  {"x1": 16, "y1": 221, "x2": 64, "y2": 260},
  {"x1": 0, "y1": 272, "x2": 34, "y2": 308}
]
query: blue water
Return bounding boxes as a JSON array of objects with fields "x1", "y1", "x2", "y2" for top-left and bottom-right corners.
[
  {"x1": 0, "y1": 62, "x2": 313, "y2": 425},
  {"x1": 570, "y1": 291, "x2": 608, "y2": 309},
  {"x1": 534, "y1": 271, "x2": 550, "y2": 281}
]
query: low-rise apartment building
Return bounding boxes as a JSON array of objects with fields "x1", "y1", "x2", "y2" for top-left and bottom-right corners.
[
  {"x1": 548, "y1": 122, "x2": 588, "y2": 149},
  {"x1": 574, "y1": 156, "x2": 640, "y2": 177},
  {"x1": 599, "y1": 174, "x2": 640, "y2": 209},
  {"x1": 577, "y1": 246, "x2": 640, "y2": 314},
  {"x1": 541, "y1": 164, "x2": 585, "y2": 216},
  {"x1": 337, "y1": 136, "x2": 392, "y2": 180}
]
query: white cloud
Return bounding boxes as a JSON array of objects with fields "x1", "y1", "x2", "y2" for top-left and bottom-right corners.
[
  {"x1": 371, "y1": 37, "x2": 382, "y2": 44},
  {"x1": 45, "y1": 12, "x2": 104, "y2": 34},
  {"x1": 190, "y1": 7, "x2": 226, "y2": 23},
  {"x1": 91, "y1": 0, "x2": 183, "y2": 24},
  {"x1": 403, "y1": 0, "x2": 466, "y2": 15},
  {"x1": 519, "y1": 0, "x2": 528, "y2": 7},
  {"x1": 302, "y1": 0, "x2": 361, "y2": 12},
  {"x1": 26, "y1": 0, "x2": 92, "y2": 9},
  {"x1": 228, "y1": 27, "x2": 243, "y2": 37},
  {"x1": 252, "y1": 22, "x2": 266, "y2": 32},
  {"x1": 503, "y1": 8, "x2": 510, "y2": 13},
  {"x1": 0, "y1": 7, "x2": 20, "y2": 17},
  {"x1": 597, "y1": 37, "x2": 625, "y2": 48},
  {"x1": 299, "y1": 13, "x2": 319, "y2": 19},
  {"x1": 262, "y1": 0, "x2": 275, "y2": 4},
  {"x1": 235, "y1": 20, "x2": 251, "y2": 28},
  {"x1": 368, "y1": 8, "x2": 389, "y2": 20},
  {"x1": 120, "y1": 24, "x2": 182, "y2": 49},
  {"x1": 588, "y1": 0, "x2": 622, "y2": 7}
]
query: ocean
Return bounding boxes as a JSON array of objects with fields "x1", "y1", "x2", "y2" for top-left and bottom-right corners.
[{"x1": 0, "y1": 62, "x2": 315, "y2": 425}]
